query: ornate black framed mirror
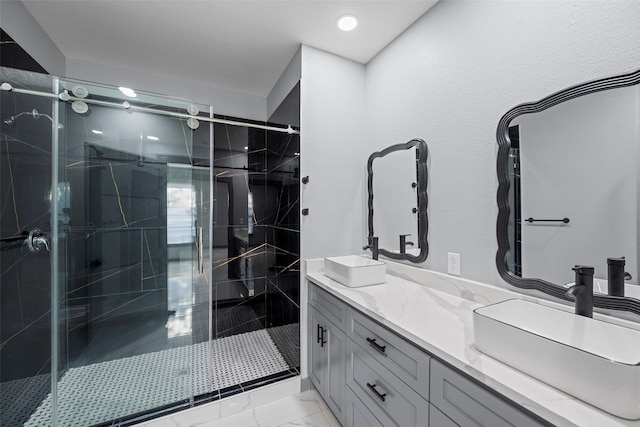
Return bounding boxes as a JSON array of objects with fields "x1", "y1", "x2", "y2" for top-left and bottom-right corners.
[
  {"x1": 496, "y1": 68, "x2": 640, "y2": 315},
  {"x1": 367, "y1": 138, "x2": 428, "y2": 263}
]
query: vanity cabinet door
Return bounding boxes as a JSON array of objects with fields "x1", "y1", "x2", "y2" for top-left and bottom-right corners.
[
  {"x1": 430, "y1": 360, "x2": 544, "y2": 427},
  {"x1": 326, "y1": 317, "x2": 347, "y2": 424},
  {"x1": 309, "y1": 306, "x2": 328, "y2": 396},
  {"x1": 308, "y1": 305, "x2": 346, "y2": 425}
]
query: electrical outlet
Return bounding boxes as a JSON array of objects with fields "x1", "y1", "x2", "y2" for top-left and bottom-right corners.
[{"x1": 448, "y1": 252, "x2": 460, "y2": 276}]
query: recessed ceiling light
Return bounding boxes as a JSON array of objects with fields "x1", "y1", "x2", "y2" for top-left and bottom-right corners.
[
  {"x1": 337, "y1": 14, "x2": 358, "y2": 31},
  {"x1": 118, "y1": 86, "x2": 137, "y2": 98},
  {"x1": 147, "y1": 135, "x2": 159, "y2": 141},
  {"x1": 91, "y1": 129, "x2": 103, "y2": 135}
]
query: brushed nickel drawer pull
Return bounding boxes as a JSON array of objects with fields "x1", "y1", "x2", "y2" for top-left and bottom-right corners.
[
  {"x1": 366, "y1": 337, "x2": 387, "y2": 354},
  {"x1": 366, "y1": 382, "x2": 386, "y2": 402}
]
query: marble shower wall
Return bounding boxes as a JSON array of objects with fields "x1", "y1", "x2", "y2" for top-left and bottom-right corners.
[
  {"x1": 210, "y1": 82, "x2": 300, "y2": 369},
  {"x1": 266, "y1": 83, "x2": 300, "y2": 369}
]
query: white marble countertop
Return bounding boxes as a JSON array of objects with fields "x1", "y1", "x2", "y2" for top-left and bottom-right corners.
[{"x1": 305, "y1": 258, "x2": 640, "y2": 427}]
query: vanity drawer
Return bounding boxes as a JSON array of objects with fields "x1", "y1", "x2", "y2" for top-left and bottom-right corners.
[
  {"x1": 347, "y1": 339, "x2": 429, "y2": 427},
  {"x1": 430, "y1": 403, "x2": 458, "y2": 427},
  {"x1": 430, "y1": 360, "x2": 544, "y2": 427},
  {"x1": 348, "y1": 309, "x2": 430, "y2": 399},
  {"x1": 346, "y1": 387, "x2": 391, "y2": 427},
  {"x1": 309, "y1": 283, "x2": 348, "y2": 330}
]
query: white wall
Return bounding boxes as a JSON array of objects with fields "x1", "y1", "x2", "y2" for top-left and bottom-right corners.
[
  {"x1": 0, "y1": 0, "x2": 65, "y2": 75},
  {"x1": 365, "y1": 0, "x2": 640, "y2": 285},
  {"x1": 65, "y1": 58, "x2": 267, "y2": 120},
  {"x1": 300, "y1": 45, "x2": 367, "y2": 260},
  {"x1": 299, "y1": 45, "x2": 367, "y2": 376},
  {"x1": 517, "y1": 86, "x2": 638, "y2": 284},
  {"x1": 267, "y1": 48, "x2": 301, "y2": 120}
]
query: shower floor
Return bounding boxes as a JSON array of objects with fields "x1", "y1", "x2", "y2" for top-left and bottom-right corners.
[{"x1": 23, "y1": 324, "x2": 298, "y2": 427}]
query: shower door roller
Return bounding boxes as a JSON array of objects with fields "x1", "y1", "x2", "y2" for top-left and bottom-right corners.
[
  {"x1": 187, "y1": 117, "x2": 200, "y2": 130},
  {"x1": 27, "y1": 228, "x2": 50, "y2": 253}
]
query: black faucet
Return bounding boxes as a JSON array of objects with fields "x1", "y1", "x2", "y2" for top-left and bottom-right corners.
[
  {"x1": 399, "y1": 234, "x2": 414, "y2": 254},
  {"x1": 607, "y1": 257, "x2": 626, "y2": 297},
  {"x1": 363, "y1": 236, "x2": 379, "y2": 260},
  {"x1": 565, "y1": 265, "x2": 594, "y2": 318}
]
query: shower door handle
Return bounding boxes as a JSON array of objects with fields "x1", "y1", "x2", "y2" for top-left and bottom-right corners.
[
  {"x1": 27, "y1": 228, "x2": 50, "y2": 253},
  {"x1": 196, "y1": 227, "x2": 204, "y2": 273}
]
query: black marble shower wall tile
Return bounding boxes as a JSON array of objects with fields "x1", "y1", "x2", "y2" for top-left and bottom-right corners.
[
  {"x1": 265, "y1": 281, "x2": 300, "y2": 329},
  {"x1": 266, "y1": 226, "x2": 300, "y2": 276},
  {"x1": 211, "y1": 225, "x2": 268, "y2": 283},
  {"x1": 214, "y1": 279, "x2": 267, "y2": 339},
  {"x1": 192, "y1": 119, "x2": 212, "y2": 167},
  {"x1": 64, "y1": 150, "x2": 168, "y2": 231},
  {"x1": 266, "y1": 132, "x2": 299, "y2": 173},
  {"x1": 265, "y1": 162, "x2": 300, "y2": 231},
  {"x1": 269, "y1": 272, "x2": 300, "y2": 308},
  {"x1": 213, "y1": 167, "x2": 266, "y2": 228}
]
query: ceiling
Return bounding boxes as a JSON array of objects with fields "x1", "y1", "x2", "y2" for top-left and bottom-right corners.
[{"x1": 21, "y1": 0, "x2": 438, "y2": 98}]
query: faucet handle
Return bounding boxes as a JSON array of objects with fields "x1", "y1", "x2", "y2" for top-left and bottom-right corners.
[{"x1": 572, "y1": 265, "x2": 595, "y2": 275}]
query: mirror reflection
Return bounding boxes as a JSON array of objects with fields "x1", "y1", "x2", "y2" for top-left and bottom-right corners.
[
  {"x1": 496, "y1": 68, "x2": 640, "y2": 314},
  {"x1": 508, "y1": 86, "x2": 638, "y2": 287},
  {"x1": 367, "y1": 139, "x2": 428, "y2": 263}
]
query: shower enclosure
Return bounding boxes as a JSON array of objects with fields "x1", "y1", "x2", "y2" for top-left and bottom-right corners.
[{"x1": 0, "y1": 67, "x2": 300, "y2": 426}]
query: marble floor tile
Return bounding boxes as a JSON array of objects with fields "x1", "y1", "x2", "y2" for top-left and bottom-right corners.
[
  {"x1": 278, "y1": 409, "x2": 341, "y2": 427},
  {"x1": 201, "y1": 390, "x2": 333, "y2": 427}
]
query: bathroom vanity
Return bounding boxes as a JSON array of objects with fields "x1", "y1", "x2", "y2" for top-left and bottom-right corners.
[{"x1": 306, "y1": 258, "x2": 640, "y2": 427}]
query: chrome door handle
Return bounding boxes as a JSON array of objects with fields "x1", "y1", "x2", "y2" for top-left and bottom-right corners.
[
  {"x1": 196, "y1": 227, "x2": 204, "y2": 273},
  {"x1": 27, "y1": 228, "x2": 49, "y2": 253}
]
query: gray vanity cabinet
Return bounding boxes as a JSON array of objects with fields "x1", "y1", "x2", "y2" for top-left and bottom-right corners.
[
  {"x1": 307, "y1": 282, "x2": 547, "y2": 427},
  {"x1": 308, "y1": 286, "x2": 349, "y2": 425},
  {"x1": 430, "y1": 360, "x2": 545, "y2": 427}
]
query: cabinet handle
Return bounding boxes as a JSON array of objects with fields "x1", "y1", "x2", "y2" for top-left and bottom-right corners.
[
  {"x1": 316, "y1": 324, "x2": 327, "y2": 347},
  {"x1": 366, "y1": 337, "x2": 386, "y2": 354},
  {"x1": 366, "y1": 383, "x2": 386, "y2": 402}
]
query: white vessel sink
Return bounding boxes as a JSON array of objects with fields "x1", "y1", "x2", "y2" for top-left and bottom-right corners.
[
  {"x1": 324, "y1": 255, "x2": 386, "y2": 287},
  {"x1": 473, "y1": 299, "x2": 640, "y2": 419}
]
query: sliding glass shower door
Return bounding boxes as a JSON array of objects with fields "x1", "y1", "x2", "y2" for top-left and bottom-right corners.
[
  {"x1": 1, "y1": 66, "x2": 299, "y2": 426},
  {"x1": 46, "y1": 79, "x2": 212, "y2": 426}
]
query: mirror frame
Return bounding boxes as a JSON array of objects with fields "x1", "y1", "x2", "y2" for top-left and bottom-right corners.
[
  {"x1": 496, "y1": 68, "x2": 640, "y2": 315},
  {"x1": 367, "y1": 138, "x2": 428, "y2": 263}
]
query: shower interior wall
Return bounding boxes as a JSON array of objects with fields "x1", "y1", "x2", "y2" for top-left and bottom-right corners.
[{"x1": 0, "y1": 40, "x2": 300, "y2": 426}]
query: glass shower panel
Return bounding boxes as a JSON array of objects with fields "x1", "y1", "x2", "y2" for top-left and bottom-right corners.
[
  {"x1": 50, "y1": 79, "x2": 205, "y2": 426},
  {"x1": 0, "y1": 67, "x2": 56, "y2": 427}
]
